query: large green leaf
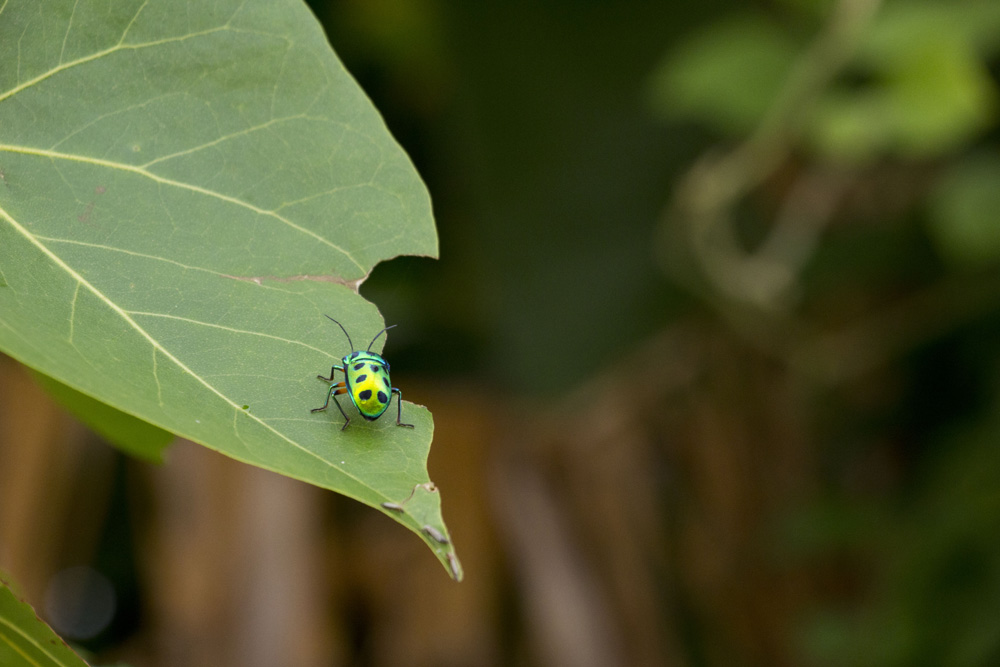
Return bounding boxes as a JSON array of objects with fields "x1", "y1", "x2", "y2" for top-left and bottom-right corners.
[
  {"x1": 0, "y1": 0, "x2": 459, "y2": 578},
  {"x1": 0, "y1": 580, "x2": 90, "y2": 667}
]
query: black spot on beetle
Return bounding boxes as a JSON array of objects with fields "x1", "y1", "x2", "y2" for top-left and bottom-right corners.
[
  {"x1": 377, "y1": 391, "x2": 388, "y2": 404},
  {"x1": 353, "y1": 362, "x2": 365, "y2": 371},
  {"x1": 350, "y1": 351, "x2": 360, "y2": 359},
  {"x1": 371, "y1": 364, "x2": 380, "y2": 373},
  {"x1": 383, "y1": 377, "x2": 390, "y2": 388},
  {"x1": 358, "y1": 389, "x2": 372, "y2": 401},
  {"x1": 355, "y1": 374, "x2": 368, "y2": 383}
]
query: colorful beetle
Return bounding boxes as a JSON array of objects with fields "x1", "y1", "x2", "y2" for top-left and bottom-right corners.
[{"x1": 311, "y1": 315, "x2": 414, "y2": 431}]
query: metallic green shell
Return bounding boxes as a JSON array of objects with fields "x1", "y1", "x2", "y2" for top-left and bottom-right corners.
[{"x1": 342, "y1": 350, "x2": 393, "y2": 419}]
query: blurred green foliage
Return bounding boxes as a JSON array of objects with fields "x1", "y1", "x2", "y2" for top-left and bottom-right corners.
[
  {"x1": 651, "y1": 2, "x2": 1000, "y2": 663},
  {"x1": 928, "y1": 153, "x2": 1000, "y2": 267},
  {"x1": 815, "y1": 0, "x2": 1000, "y2": 160},
  {"x1": 648, "y1": 15, "x2": 801, "y2": 137},
  {"x1": 650, "y1": 0, "x2": 1000, "y2": 162}
]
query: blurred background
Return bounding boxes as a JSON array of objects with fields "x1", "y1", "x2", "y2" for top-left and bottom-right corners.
[{"x1": 3, "y1": 0, "x2": 1000, "y2": 664}]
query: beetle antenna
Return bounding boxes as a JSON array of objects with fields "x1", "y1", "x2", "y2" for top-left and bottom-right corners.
[
  {"x1": 367, "y1": 324, "x2": 397, "y2": 352},
  {"x1": 323, "y1": 315, "x2": 354, "y2": 351}
]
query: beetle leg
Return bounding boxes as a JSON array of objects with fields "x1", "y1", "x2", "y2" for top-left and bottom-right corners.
[
  {"x1": 311, "y1": 381, "x2": 347, "y2": 413},
  {"x1": 333, "y1": 393, "x2": 352, "y2": 431},
  {"x1": 316, "y1": 365, "x2": 344, "y2": 383},
  {"x1": 392, "y1": 387, "x2": 414, "y2": 428}
]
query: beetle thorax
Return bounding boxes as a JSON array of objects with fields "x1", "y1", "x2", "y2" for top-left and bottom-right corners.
[{"x1": 342, "y1": 350, "x2": 388, "y2": 367}]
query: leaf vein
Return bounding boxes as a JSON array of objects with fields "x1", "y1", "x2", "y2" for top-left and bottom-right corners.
[
  {"x1": 0, "y1": 615, "x2": 59, "y2": 667},
  {"x1": 49, "y1": 92, "x2": 184, "y2": 152},
  {"x1": 33, "y1": 236, "x2": 342, "y2": 295},
  {"x1": 58, "y1": 0, "x2": 81, "y2": 66},
  {"x1": 0, "y1": 144, "x2": 363, "y2": 271},
  {"x1": 140, "y1": 114, "x2": 331, "y2": 169},
  {"x1": 0, "y1": 26, "x2": 230, "y2": 104},
  {"x1": 152, "y1": 347, "x2": 163, "y2": 407},
  {"x1": 34, "y1": 235, "x2": 244, "y2": 277},
  {"x1": 125, "y1": 311, "x2": 334, "y2": 356},
  {"x1": 68, "y1": 282, "x2": 80, "y2": 344},
  {"x1": 118, "y1": 0, "x2": 150, "y2": 46},
  {"x1": 0, "y1": 630, "x2": 43, "y2": 667}
]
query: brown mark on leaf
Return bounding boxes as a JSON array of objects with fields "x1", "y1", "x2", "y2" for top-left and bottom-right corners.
[
  {"x1": 76, "y1": 186, "x2": 108, "y2": 223},
  {"x1": 222, "y1": 273, "x2": 366, "y2": 292},
  {"x1": 77, "y1": 201, "x2": 95, "y2": 224}
]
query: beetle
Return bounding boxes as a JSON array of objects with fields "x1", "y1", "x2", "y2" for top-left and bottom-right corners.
[{"x1": 311, "y1": 315, "x2": 414, "y2": 431}]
